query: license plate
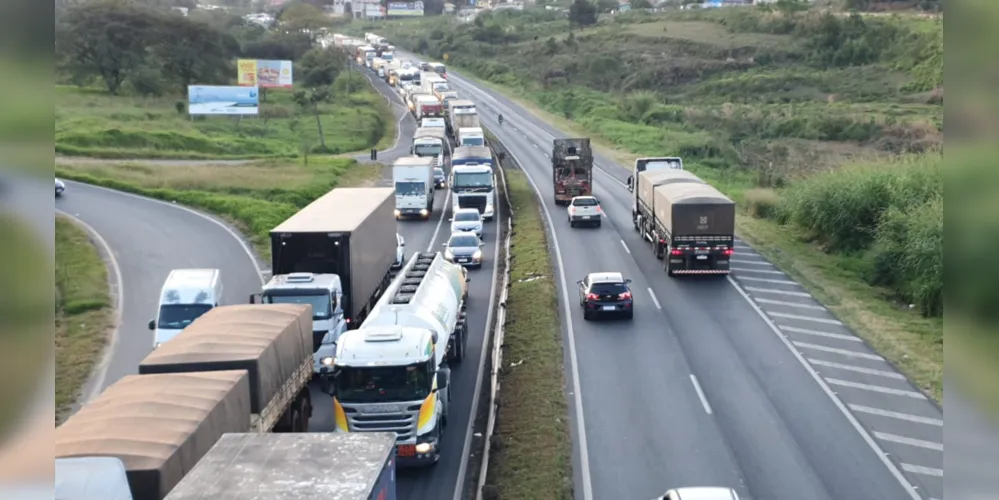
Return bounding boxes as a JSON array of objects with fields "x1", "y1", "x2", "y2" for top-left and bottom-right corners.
[
  {"x1": 458, "y1": 258, "x2": 470, "y2": 263},
  {"x1": 696, "y1": 255, "x2": 708, "y2": 260},
  {"x1": 397, "y1": 445, "x2": 415, "y2": 457},
  {"x1": 582, "y1": 215, "x2": 591, "y2": 219},
  {"x1": 602, "y1": 305, "x2": 616, "y2": 311}
]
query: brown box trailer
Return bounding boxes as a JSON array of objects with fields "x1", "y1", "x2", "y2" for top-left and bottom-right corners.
[
  {"x1": 651, "y1": 182, "x2": 736, "y2": 276},
  {"x1": 55, "y1": 371, "x2": 251, "y2": 500},
  {"x1": 636, "y1": 169, "x2": 706, "y2": 214},
  {"x1": 139, "y1": 304, "x2": 313, "y2": 433}
]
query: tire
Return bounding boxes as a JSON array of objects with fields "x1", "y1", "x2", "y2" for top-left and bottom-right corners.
[
  {"x1": 569, "y1": 220, "x2": 576, "y2": 228},
  {"x1": 595, "y1": 221, "x2": 601, "y2": 228},
  {"x1": 665, "y1": 255, "x2": 674, "y2": 277},
  {"x1": 295, "y1": 398, "x2": 310, "y2": 432},
  {"x1": 583, "y1": 309, "x2": 591, "y2": 321},
  {"x1": 624, "y1": 310, "x2": 634, "y2": 320}
]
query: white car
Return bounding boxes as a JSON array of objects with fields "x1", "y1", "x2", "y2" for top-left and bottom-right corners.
[
  {"x1": 393, "y1": 233, "x2": 406, "y2": 269},
  {"x1": 55, "y1": 178, "x2": 66, "y2": 197},
  {"x1": 567, "y1": 195, "x2": 601, "y2": 228},
  {"x1": 450, "y1": 208, "x2": 483, "y2": 238},
  {"x1": 655, "y1": 487, "x2": 740, "y2": 500}
]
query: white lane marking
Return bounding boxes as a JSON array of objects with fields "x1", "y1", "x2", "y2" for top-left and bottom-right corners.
[
  {"x1": 426, "y1": 190, "x2": 452, "y2": 252},
  {"x1": 732, "y1": 267, "x2": 786, "y2": 275},
  {"x1": 66, "y1": 181, "x2": 265, "y2": 284},
  {"x1": 689, "y1": 374, "x2": 713, "y2": 415},
  {"x1": 648, "y1": 288, "x2": 662, "y2": 310},
  {"x1": 619, "y1": 240, "x2": 631, "y2": 254},
  {"x1": 874, "y1": 432, "x2": 944, "y2": 452},
  {"x1": 901, "y1": 464, "x2": 943, "y2": 477},
  {"x1": 731, "y1": 259, "x2": 773, "y2": 266},
  {"x1": 808, "y1": 359, "x2": 905, "y2": 379},
  {"x1": 745, "y1": 286, "x2": 811, "y2": 298},
  {"x1": 769, "y1": 311, "x2": 844, "y2": 325},
  {"x1": 793, "y1": 342, "x2": 883, "y2": 360},
  {"x1": 780, "y1": 325, "x2": 862, "y2": 342},
  {"x1": 736, "y1": 276, "x2": 798, "y2": 285},
  {"x1": 825, "y1": 378, "x2": 927, "y2": 400},
  {"x1": 754, "y1": 298, "x2": 825, "y2": 310},
  {"x1": 848, "y1": 404, "x2": 943, "y2": 426},
  {"x1": 57, "y1": 210, "x2": 125, "y2": 402},
  {"x1": 727, "y1": 277, "x2": 923, "y2": 499},
  {"x1": 495, "y1": 134, "x2": 594, "y2": 500}
]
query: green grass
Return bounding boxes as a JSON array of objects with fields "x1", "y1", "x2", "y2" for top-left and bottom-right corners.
[
  {"x1": 55, "y1": 71, "x2": 393, "y2": 160},
  {"x1": 56, "y1": 157, "x2": 382, "y2": 261},
  {"x1": 55, "y1": 216, "x2": 113, "y2": 424},
  {"x1": 482, "y1": 168, "x2": 571, "y2": 500}
]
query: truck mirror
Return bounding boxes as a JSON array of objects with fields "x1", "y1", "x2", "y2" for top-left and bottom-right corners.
[
  {"x1": 479, "y1": 241, "x2": 484, "y2": 247},
  {"x1": 148, "y1": 319, "x2": 155, "y2": 330},
  {"x1": 436, "y1": 371, "x2": 449, "y2": 390},
  {"x1": 626, "y1": 175, "x2": 634, "y2": 192}
]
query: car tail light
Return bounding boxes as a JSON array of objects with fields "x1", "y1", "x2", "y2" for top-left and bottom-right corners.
[
  {"x1": 586, "y1": 293, "x2": 599, "y2": 301},
  {"x1": 670, "y1": 248, "x2": 683, "y2": 256},
  {"x1": 595, "y1": 206, "x2": 602, "y2": 212},
  {"x1": 618, "y1": 291, "x2": 632, "y2": 300}
]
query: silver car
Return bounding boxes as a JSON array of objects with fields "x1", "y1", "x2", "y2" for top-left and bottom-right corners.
[
  {"x1": 393, "y1": 233, "x2": 406, "y2": 269},
  {"x1": 450, "y1": 208, "x2": 483, "y2": 238},
  {"x1": 443, "y1": 233, "x2": 484, "y2": 269},
  {"x1": 55, "y1": 178, "x2": 66, "y2": 197}
]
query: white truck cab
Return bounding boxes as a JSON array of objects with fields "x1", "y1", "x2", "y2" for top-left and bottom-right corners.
[
  {"x1": 457, "y1": 126, "x2": 485, "y2": 147},
  {"x1": 421, "y1": 117, "x2": 446, "y2": 129},
  {"x1": 148, "y1": 268, "x2": 222, "y2": 348},
  {"x1": 392, "y1": 156, "x2": 436, "y2": 220}
]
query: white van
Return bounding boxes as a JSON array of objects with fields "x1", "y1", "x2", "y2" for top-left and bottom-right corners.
[
  {"x1": 56, "y1": 457, "x2": 133, "y2": 500},
  {"x1": 148, "y1": 268, "x2": 223, "y2": 348}
]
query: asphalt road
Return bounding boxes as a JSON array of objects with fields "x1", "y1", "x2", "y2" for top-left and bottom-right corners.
[{"x1": 406, "y1": 53, "x2": 944, "y2": 500}]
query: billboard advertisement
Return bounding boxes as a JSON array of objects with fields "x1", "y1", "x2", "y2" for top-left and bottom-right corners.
[
  {"x1": 387, "y1": 1, "x2": 424, "y2": 16},
  {"x1": 188, "y1": 85, "x2": 259, "y2": 115},
  {"x1": 237, "y1": 59, "x2": 293, "y2": 88}
]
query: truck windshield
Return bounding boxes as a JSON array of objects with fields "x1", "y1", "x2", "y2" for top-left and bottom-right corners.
[
  {"x1": 335, "y1": 362, "x2": 432, "y2": 403},
  {"x1": 453, "y1": 172, "x2": 493, "y2": 188},
  {"x1": 262, "y1": 293, "x2": 332, "y2": 320},
  {"x1": 395, "y1": 181, "x2": 426, "y2": 196},
  {"x1": 414, "y1": 144, "x2": 443, "y2": 157},
  {"x1": 157, "y1": 304, "x2": 213, "y2": 330},
  {"x1": 461, "y1": 137, "x2": 484, "y2": 147},
  {"x1": 640, "y1": 159, "x2": 682, "y2": 171}
]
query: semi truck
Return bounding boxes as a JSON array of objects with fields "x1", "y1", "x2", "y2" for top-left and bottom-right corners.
[
  {"x1": 632, "y1": 169, "x2": 705, "y2": 233},
  {"x1": 552, "y1": 138, "x2": 594, "y2": 206},
  {"x1": 331, "y1": 252, "x2": 470, "y2": 466},
  {"x1": 256, "y1": 187, "x2": 397, "y2": 375},
  {"x1": 139, "y1": 304, "x2": 314, "y2": 432},
  {"x1": 625, "y1": 156, "x2": 685, "y2": 193},
  {"x1": 392, "y1": 156, "x2": 435, "y2": 220},
  {"x1": 164, "y1": 433, "x2": 398, "y2": 500},
  {"x1": 56, "y1": 371, "x2": 254, "y2": 500},
  {"x1": 451, "y1": 146, "x2": 496, "y2": 221},
  {"x1": 642, "y1": 175, "x2": 736, "y2": 276},
  {"x1": 446, "y1": 99, "x2": 476, "y2": 139},
  {"x1": 414, "y1": 94, "x2": 444, "y2": 120}
]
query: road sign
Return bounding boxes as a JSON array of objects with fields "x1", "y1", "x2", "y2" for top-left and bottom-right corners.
[{"x1": 443, "y1": 53, "x2": 449, "y2": 61}]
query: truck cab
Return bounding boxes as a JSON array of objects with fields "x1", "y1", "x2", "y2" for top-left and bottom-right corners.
[
  {"x1": 257, "y1": 272, "x2": 346, "y2": 374},
  {"x1": 552, "y1": 138, "x2": 594, "y2": 206},
  {"x1": 56, "y1": 456, "x2": 133, "y2": 500},
  {"x1": 412, "y1": 127, "x2": 449, "y2": 170},
  {"x1": 451, "y1": 146, "x2": 496, "y2": 221},
  {"x1": 148, "y1": 268, "x2": 223, "y2": 349},
  {"x1": 626, "y1": 156, "x2": 684, "y2": 193},
  {"x1": 414, "y1": 95, "x2": 443, "y2": 120},
  {"x1": 457, "y1": 126, "x2": 485, "y2": 147},
  {"x1": 392, "y1": 156, "x2": 436, "y2": 220}
]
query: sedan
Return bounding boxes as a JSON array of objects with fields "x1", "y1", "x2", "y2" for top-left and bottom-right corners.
[
  {"x1": 433, "y1": 167, "x2": 447, "y2": 189},
  {"x1": 578, "y1": 271, "x2": 633, "y2": 320},
  {"x1": 443, "y1": 233, "x2": 484, "y2": 268},
  {"x1": 450, "y1": 208, "x2": 483, "y2": 238},
  {"x1": 55, "y1": 178, "x2": 66, "y2": 197}
]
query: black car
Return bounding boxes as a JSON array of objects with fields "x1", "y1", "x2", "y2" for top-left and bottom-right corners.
[
  {"x1": 433, "y1": 167, "x2": 447, "y2": 189},
  {"x1": 577, "y1": 272, "x2": 633, "y2": 320}
]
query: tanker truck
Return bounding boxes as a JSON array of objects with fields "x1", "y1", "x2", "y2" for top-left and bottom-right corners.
[{"x1": 329, "y1": 252, "x2": 470, "y2": 466}]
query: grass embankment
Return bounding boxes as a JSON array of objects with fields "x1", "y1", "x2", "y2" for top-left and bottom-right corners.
[
  {"x1": 57, "y1": 157, "x2": 381, "y2": 261},
  {"x1": 55, "y1": 216, "x2": 113, "y2": 424},
  {"x1": 482, "y1": 169, "x2": 572, "y2": 499},
  {"x1": 56, "y1": 71, "x2": 394, "y2": 160},
  {"x1": 377, "y1": 6, "x2": 944, "y2": 400}
]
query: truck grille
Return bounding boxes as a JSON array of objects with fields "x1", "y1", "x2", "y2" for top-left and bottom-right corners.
[
  {"x1": 457, "y1": 194, "x2": 487, "y2": 213},
  {"x1": 346, "y1": 409, "x2": 420, "y2": 441}
]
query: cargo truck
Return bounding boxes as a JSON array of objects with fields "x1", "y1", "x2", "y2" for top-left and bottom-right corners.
[
  {"x1": 414, "y1": 94, "x2": 444, "y2": 119},
  {"x1": 632, "y1": 169, "x2": 705, "y2": 233},
  {"x1": 552, "y1": 138, "x2": 594, "y2": 206},
  {"x1": 446, "y1": 99, "x2": 476, "y2": 139},
  {"x1": 392, "y1": 156, "x2": 435, "y2": 220},
  {"x1": 164, "y1": 433, "x2": 398, "y2": 500},
  {"x1": 421, "y1": 72, "x2": 448, "y2": 94},
  {"x1": 451, "y1": 146, "x2": 496, "y2": 220},
  {"x1": 331, "y1": 252, "x2": 470, "y2": 466},
  {"x1": 625, "y1": 156, "x2": 684, "y2": 194},
  {"x1": 56, "y1": 371, "x2": 254, "y2": 500},
  {"x1": 255, "y1": 188, "x2": 397, "y2": 375},
  {"x1": 139, "y1": 304, "x2": 314, "y2": 432},
  {"x1": 412, "y1": 127, "x2": 449, "y2": 167},
  {"x1": 647, "y1": 181, "x2": 736, "y2": 276},
  {"x1": 457, "y1": 126, "x2": 485, "y2": 147},
  {"x1": 407, "y1": 91, "x2": 431, "y2": 113}
]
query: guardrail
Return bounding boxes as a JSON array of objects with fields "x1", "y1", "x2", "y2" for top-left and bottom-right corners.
[{"x1": 476, "y1": 137, "x2": 516, "y2": 500}]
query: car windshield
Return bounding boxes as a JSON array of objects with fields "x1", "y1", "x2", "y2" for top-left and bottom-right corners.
[
  {"x1": 449, "y1": 235, "x2": 479, "y2": 248},
  {"x1": 573, "y1": 198, "x2": 598, "y2": 206},
  {"x1": 434, "y1": 168, "x2": 445, "y2": 177},
  {"x1": 454, "y1": 211, "x2": 480, "y2": 222},
  {"x1": 414, "y1": 144, "x2": 443, "y2": 157},
  {"x1": 395, "y1": 181, "x2": 425, "y2": 196},
  {"x1": 589, "y1": 282, "x2": 629, "y2": 295},
  {"x1": 156, "y1": 304, "x2": 213, "y2": 330},
  {"x1": 262, "y1": 293, "x2": 332, "y2": 320},
  {"x1": 335, "y1": 363, "x2": 432, "y2": 403}
]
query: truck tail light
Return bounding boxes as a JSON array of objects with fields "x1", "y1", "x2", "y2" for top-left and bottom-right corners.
[
  {"x1": 670, "y1": 249, "x2": 683, "y2": 256},
  {"x1": 722, "y1": 248, "x2": 734, "y2": 256}
]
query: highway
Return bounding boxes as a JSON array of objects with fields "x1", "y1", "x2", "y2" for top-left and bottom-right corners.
[
  {"x1": 409, "y1": 54, "x2": 947, "y2": 500},
  {"x1": 58, "y1": 66, "x2": 500, "y2": 500}
]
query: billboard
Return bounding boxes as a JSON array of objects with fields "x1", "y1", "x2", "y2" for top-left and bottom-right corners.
[
  {"x1": 188, "y1": 85, "x2": 259, "y2": 115},
  {"x1": 387, "y1": 1, "x2": 424, "y2": 16},
  {"x1": 237, "y1": 59, "x2": 293, "y2": 88}
]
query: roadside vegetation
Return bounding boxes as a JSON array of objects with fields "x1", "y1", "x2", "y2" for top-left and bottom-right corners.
[
  {"x1": 482, "y1": 167, "x2": 572, "y2": 499},
  {"x1": 374, "y1": 1, "x2": 943, "y2": 397},
  {"x1": 56, "y1": 0, "x2": 392, "y2": 159},
  {"x1": 55, "y1": 216, "x2": 113, "y2": 424}
]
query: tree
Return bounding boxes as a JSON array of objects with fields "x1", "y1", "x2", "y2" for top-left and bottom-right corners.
[
  {"x1": 596, "y1": 0, "x2": 617, "y2": 13},
  {"x1": 278, "y1": 2, "x2": 328, "y2": 42},
  {"x1": 292, "y1": 47, "x2": 346, "y2": 151},
  {"x1": 632, "y1": 0, "x2": 652, "y2": 9},
  {"x1": 56, "y1": 0, "x2": 158, "y2": 94},
  {"x1": 568, "y1": 0, "x2": 598, "y2": 27},
  {"x1": 153, "y1": 16, "x2": 239, "y2": 92}
]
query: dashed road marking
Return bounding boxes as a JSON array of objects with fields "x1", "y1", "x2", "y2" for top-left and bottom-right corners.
[
  {"x1": 848, "y1": 404, "x2": 943, "y2": 426},
  {"x1": 769, "y1": 311, "x2": 844, "y2": 325},
  {"x1": 648, "y1": 288, "x2": 662, "y2": 310},
  {"x1": 620, "y1": 240, "x2": 631, "y2": 254},
  {"x1": 780, "y1": 325, "x2": 862, "y2": 342},
  {"x1": 901, "y1": 464, "x2": 943, "y2": 477},
  {"x1": 745, "y1": 286, "x2": 811, "y2": 298},
  {"x1": 794, "y1": 342, "x2": 883, "y2": 360},
  {"x1": 874, "y1": 431, "x2": 943, "y2": 451},
  {"x1": 737, "y1": 276, "x2": 798, "y2": 285},
  {"x1": 809, "y1": 358, "x2": 905, "y2": 379},
  {"x1": 730, "y1": 259, "x2": 773, "y2": 266},
  {"x1": 732, "y1": 267, "x2": 786, "y2": 275},
  {"x1": 755, "y1": 298, "x2": 825, "y2": 310},
  {"x1": 826, "y1": 378, "x2": 927, "y2": 400},
  {"x1": 690, "y1": 374, "x2": 712, "y2": 415}
]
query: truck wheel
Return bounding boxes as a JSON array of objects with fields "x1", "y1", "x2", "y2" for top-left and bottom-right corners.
[
  {"x1": 294, "y1": 399, "x2": 310, "y2": 432},
  {"x1": 664, "y1": 256, "x2": 674, "y2": 277}
]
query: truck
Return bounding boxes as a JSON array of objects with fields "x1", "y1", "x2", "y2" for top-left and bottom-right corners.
[
  {"x1": 446, "y1": 99, "x2": 477, "y2": 139},
  {"x1": 435, "y1": 89, "x2": 458, "y2": 109},
  {"x1": 648, "y1": 180, "x2": 736, "y2": 276},
  {"x1": 392, "y1": 156, "x2": 435, "y2": 220},
  {"x1": 632, "y1": 168, "x2": 704, "y2": 234},
  {"x1": 625, "y1": 156, "x2": 685, "y2": 193},
  {"x1": 56, "y1": 456, "x2": 134, "y2": 500},
  {"x1": 164, "y1": 433, "x2": 397, "y2": 500},
  {"x1": 414, "y1": 94, "x2": 444, "y2": 120},
  {"x1": 256, "y1": 187, "x2": 397, "y2": 374},
  {"x1": 407, "y1": 91, "x2": 431, "y2": 114},
  {"x1": 552, "y1": 138, "x2": 594, "y2": 206},
  {"x1": 56, "y1": 370, "x2": 254, "y2": 500},
  {"x1": 331, "y1": 252, "x2": 470, "y2": 466},
  {"x1": 457, "y1": 126, "x2": 485, "y2": 147},
  {"x1": 451, "y1": 146, "x2": 496, "y2": 220},
  {"x1": 412, "y1": 127, "x2": 449, "y2": 165},
  {"x1": 138, "y1": 304, "x2": 315, "y2": 432},
  {"x1": 420, "y1": 72, "x2": 447, "y2": 94}
]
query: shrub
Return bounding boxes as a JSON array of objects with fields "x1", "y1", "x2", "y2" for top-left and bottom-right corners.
[
  {"x1": 744, "y1": 188, "x2": 780, "y2": 219},
  {"x1": 870, "y1": 195, "x2": 942, "y2": 317}
]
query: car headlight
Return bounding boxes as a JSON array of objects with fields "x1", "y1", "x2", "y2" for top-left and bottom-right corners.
[
  {"x1": 394, "y1": 209, "x2": 401, "y2": 216},
  {"x1": 321, "y1": 356, "x2": 334, "y2": 366},
  {"x1": 420, "y1": 208, "x2": 428, "y2": 216},
  {"x1": 444, "y1": 250, "x2": 454, "y2": 259},
  {"x1": 415, "y1": 443, "x2": 432, "y2": 453},
  {"x1": 472, "y1": 250, "x2": 482, "y2": 260}
]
